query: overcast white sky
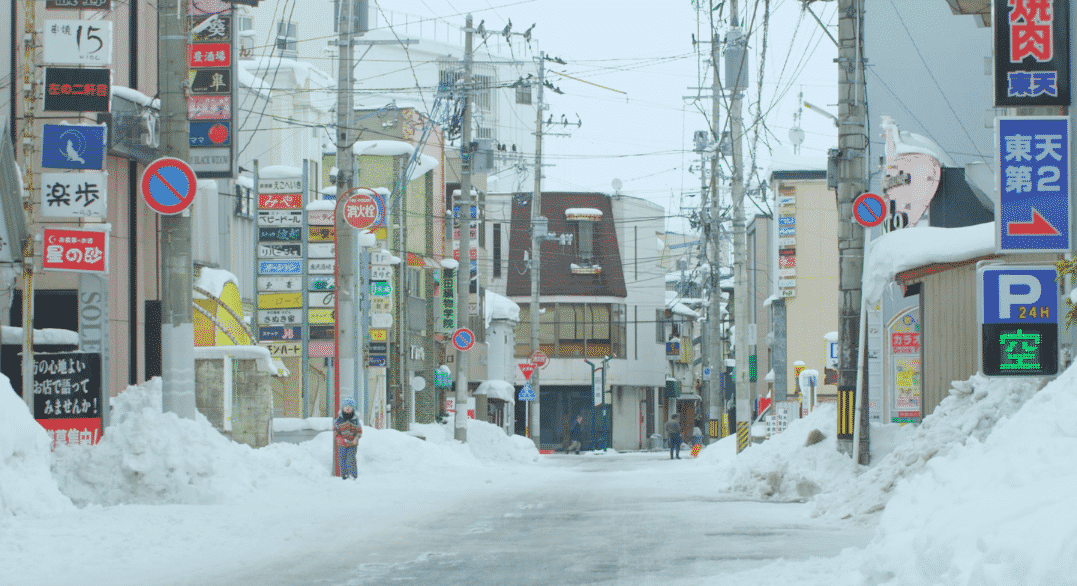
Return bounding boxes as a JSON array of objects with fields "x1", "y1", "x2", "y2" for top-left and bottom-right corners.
[{"x1": 363, "y1": 0, "x2": 841, "y2": 233}]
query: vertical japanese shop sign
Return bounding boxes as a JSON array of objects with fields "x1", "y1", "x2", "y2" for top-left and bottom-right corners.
[
  {"x1": 187, "y1": 2, "x2": 236, "y2": 177},
  {"x1": 257, "y1": 174, "x2": 307, "y2": 358},
  {"x1": 995, "y1": 0, "x2": 1070, "y2": 106},
  {"x1": 440, "y1": 267, "x2": 457, "y2": 332},
  {"x1": 996, "y1": 117, "x2": 1070, "y2": 252},
  {"x1": 34, "y1": 352, "x2": 104, "y2": 449}
]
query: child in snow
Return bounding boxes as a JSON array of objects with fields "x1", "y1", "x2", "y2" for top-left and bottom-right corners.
[{"x1": 334, "y1": 397, "x2": 363, "y2": 479}]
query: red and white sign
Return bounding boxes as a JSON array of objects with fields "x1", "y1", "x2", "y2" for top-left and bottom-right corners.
[
  {"x1": 258, "y1": 193, "x2": 302, "y2": 209},
  {"x1": 891, "y1": 332, "x2": 921, "y2": 354},
  {"x1": 452, "y1": 245, "x2": 478, "y2": 261},
  {"x1": 308, "y1": 340, "x2": 336, "y2": 358},
  {"x1": 530, "y1": 349, "x2": 549, "y2": 369},
  {"x1": 342, "y1": 189, "x2": 380, "y2": 229},
  {"x1": 519, "y1": 362, "x2": 536, "y2": 380},
  {"x1": 188, "y1": 43, "x2": 231, "y2": 68},
  {"x1": 187, "y1": 95, "x2": 230, "y2": 120},
  {"x1": 37, "y1": 418, "x2": 102, "y2": 450},
  {"x1": 141, "y1": 157, "x2": 197, "y2": 215},
  {"x1": 42, "y1": 228, "x2": 107, "y2": 273}
]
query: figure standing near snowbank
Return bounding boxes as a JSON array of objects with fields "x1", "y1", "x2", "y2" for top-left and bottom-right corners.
[
  {"x1": 665, "y1": 413, "x2": 682, "y2": 460},
  {"x1": 334, "y1": 398, "x2": 362, "y2": 479},
  {"x1": 567, "y1": 414, "x2": 583, "y2": 454}
]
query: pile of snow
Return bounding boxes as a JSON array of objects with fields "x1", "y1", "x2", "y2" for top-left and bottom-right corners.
[
  {"x1": 812, "y1": 373, "x2": 1040, "y2": 521},
  {"x1": 51, "y1": 380, "x2": 538, "y2": 508},
  {"x1": 0, "y1": 376, "x2": 73, "y2": 517},
  {"x1": 697, "y1": 404, "x2": 859, "y2": 501},
  {"x1": 857, "y1": 368, "x2": 1077, "y2": 584}
]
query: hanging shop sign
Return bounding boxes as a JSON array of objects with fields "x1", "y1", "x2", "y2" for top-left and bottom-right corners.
[
  {"x1": 259, "y1": 193, "x2": 302, "y2": 209},
  {"x1": 187, "y1": 95, "x2": 230, "y2": 120},
  {"x1": 189, "y1": 15, "x2": 231, "y2": 42},
  {"x1": 994, "y1": 0, "x2": 1070, "y2": 106},
  {"x1": 41, "y1": 228, "x2": 107, "y2": 273},
  {"x1": 307, "y1": 243, "x2": 334, "y2": 258},
  {"x1": 259, "y1": 177, "x2": 302, "y2": 193},
  {"x1": 257, "y1": 210, "x2": 303, "y2": 226},
  {"x1": 308, "y1": 275, "x2": 335, "y2": 291},
  {"x1": 308, "y1": 259, "x2": 334, "y2": 274},
  {"x1": 188, "y1": 148, "x2": 232, "y2": 174},
  {"x1": 188, "y1": 43, "x2": 232, "y2": 68},
  {"x1": 189, "y1": 69, "x2": 232, "y2": 95},
  {"x1": 258, "y1": 243, "x2": 303, "y2": 259},
  {"x1": 43, "y1": 21, "x2": 112, "y2": 66},
  {"x1": 778, "y1": 248, "x2": 796, "y2": 269},
  {"x1": 309, "y1": 308, "x2": 335, "y2": 324},
  {"x1": 41, "y1": 124, "x2": 106, "y2": 170},
  {"x1": 258, "y1": 260, "x2": 302, "y2": 275},
  {"x1": 258, "y1": 226, "x2": 302, "y2": 242},
  {"x1": 46, "y1": 0, "x2": 111, "y2": 9},
  {"x1": 257, "y1": 308, "x2": 303, "y2": 326},
  {"x1": 309, "y1": 325, "x2": 335, "y2": 340},
  {"x1": 257, "y1": 292, "x2": 303, "y2": 310},
  {"x1": 308, "y1": 210, "x2": 334, "y2": 225},
  {"x1": 258, "y1": 326, "x2": 302, "y2": 342},
  {"x1": 40, "y1": 171, "x2": 107, "y2": 218},
  {"x1": 309, "y1": 292, "x2": 335, "y2": 308},
  {"x1": 257, "y1": 276, "x2": 304, "y2": 291},
  {"x1": 263, "y1": 342, "x2": 302, "y2": 358},
  {"x1": 308, "y1": 226, "x2": 335, "y2": 241},
  {"x1": 189, "y1": 121, "x2": 231, "y2": 147},
  {"x1": 44, "y1": 68, "x2": 111, "y2": 113},
  {"x1": 978, "y1": 264, "x2": 1058, "y2": 377}
]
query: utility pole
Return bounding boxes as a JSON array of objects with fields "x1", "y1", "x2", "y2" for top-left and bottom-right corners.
[
  {"x1": 727, "y1": 0, "x2": 751, "y2": 453},
  {"x1": 835, "y1": 0, "x2": 868, "y2": 462},
  {"x1": 706, "y1": 7, "x2": 724, "y2": 443},
  {"x1": 454, "y1": 15, "x2": 475, "y2": 442},
  {"x1": 528, "y1": 51, "x2": 547, "y2": 448},
  {"x1": 159, "y1": 0, "x2": 195, "y2": 419},
  {"x1": 334, "y1": 0, "x2": 359, "y2": 419}
]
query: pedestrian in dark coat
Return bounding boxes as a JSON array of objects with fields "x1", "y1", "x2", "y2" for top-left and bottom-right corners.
[
  {"x1": 568, "y1": 415, "x2": 583, "y2": 454},
  {"x1": 666, "y1": 413, "x2": 682, "y2": 459},
  {"x1": 334, "y1": 397, "x2": 362, "y2": 479}
]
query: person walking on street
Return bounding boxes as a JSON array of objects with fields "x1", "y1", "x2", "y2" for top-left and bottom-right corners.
[
  {"x1": 666, "y1": 413, "x2": 682, "y2": 459},
  {"x1": 334, "y1": 397, "x2": 363, "y2": 479},
  {"x1": 567, "y1": 414, "x2": 583, "y2": 454}
]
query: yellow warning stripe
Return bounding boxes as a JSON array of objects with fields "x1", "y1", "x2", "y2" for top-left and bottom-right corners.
[
  {"x1": 837, "y1": 389, "x2": 855, "y2": 438},
  {"x1": 736, "y1": 421, "x2": 750, "y2": 453}
]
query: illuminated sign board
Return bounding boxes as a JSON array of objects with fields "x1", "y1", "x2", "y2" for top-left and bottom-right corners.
[{"x1": 978, "y1": 264, "x2": 1058, "y2": 376}]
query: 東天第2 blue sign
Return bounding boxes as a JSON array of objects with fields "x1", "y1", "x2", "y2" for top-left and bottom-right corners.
[
  {"x1": 41, "y1": 123, "x2": 106, "y2": 170},
  {"x1": 997, "y1": 116, "x2": 1070, "y2": 253}
]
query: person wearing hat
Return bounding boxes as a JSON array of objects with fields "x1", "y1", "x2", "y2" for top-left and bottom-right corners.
[{"x1": 334, "y1": 397, "x2": 363, "y2": 479}]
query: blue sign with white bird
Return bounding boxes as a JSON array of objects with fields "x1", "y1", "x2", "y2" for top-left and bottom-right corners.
[{"x1": 42, "y1": 124, "x2": 106, "y2": 170}]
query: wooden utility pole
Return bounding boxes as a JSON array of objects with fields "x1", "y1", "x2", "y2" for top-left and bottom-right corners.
[{"x1": 528, "y1": 52, "x2": 547, "y2": 448}]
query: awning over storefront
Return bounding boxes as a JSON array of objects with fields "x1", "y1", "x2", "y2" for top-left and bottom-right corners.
[
  {"x1": 407, "y1": 252, "x2": 442, "y2": 269},
  {"x1": 475, "y1": 379, "x2": 515, "y2": 402}
]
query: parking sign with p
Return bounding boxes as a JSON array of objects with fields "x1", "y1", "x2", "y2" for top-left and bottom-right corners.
[{"x1": 978, "y1": 264, "x2": 1058, "y2": 377}]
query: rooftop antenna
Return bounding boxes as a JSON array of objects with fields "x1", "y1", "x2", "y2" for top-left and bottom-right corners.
[
  {"x1": 611, "y1": 178, "x2": 623, "y2": 198},
  {"x1": 789, "y1": 89, "x2": 806, "y2": 155}
]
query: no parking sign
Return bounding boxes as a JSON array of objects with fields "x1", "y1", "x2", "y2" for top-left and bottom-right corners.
[{"x1": 141, "y1": 157, "x2": 197, "y2": 215}]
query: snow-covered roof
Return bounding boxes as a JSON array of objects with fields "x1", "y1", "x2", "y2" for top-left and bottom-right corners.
[
  {"x1": 863, "y1": 222, "x2": 994, "y2": 304},
  {"x1": 235, "y1": 66, "x2": 271, "y2": 100},
  {"x1": 824, "y1": 331, "x2": 838, "y2": 342},
  {"x1": 353, "y1": 140, "x2": 413, "y2": 157},
  {"x1": 241, "y1": 57, "x2": 333, "y2": 89},
  {"x1": 565, "y1": 207, "x2": 603, "y2": 218},
  {"x1": 475, "y1": 379, "x2": 515, "y2": 402},
  {"x1": 408, "y1": 153, "x2": 439, "y2": 181},
  {"x1": 306, "y1": 200, "x2": 334, "y2": 211},
  {"x1": 194, "y1": 267, "x2": 238, "y2": 299},
  {"x1": 259, "y1": 165, "x2": 302, "y2": 179},
  {"x1": 193, "y1": 345, "x2": 277, "y2": 375},
  {"x1": 764, "y1": 369, "x2": 775, "y2": 382},
  {"x1": 485, "y1": 289, "x2": 520, "y2": 327}
]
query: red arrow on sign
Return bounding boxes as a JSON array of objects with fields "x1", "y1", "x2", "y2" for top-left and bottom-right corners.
[
  {"x1": 519, "y1": 363, "x2": 536, "y2": 380},
  {"x1": 1008, "y1": 209, "x2": 1060, "y2": 236}
]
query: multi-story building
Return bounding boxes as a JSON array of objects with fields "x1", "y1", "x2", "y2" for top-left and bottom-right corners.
[{"x1": 490, "y1": 191, "x2": 667, "y2": 451}]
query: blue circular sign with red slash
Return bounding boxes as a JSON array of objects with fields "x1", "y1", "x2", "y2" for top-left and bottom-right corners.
[
  {"x1": 141, "y1": 157, "x2": 198, "y2": 215},
  {"x1": 452, "y1": 327, "x2": 475, "y2": 352},
  {"x1": 853, "y1": 192, "x2": 886, "y2": 228}
]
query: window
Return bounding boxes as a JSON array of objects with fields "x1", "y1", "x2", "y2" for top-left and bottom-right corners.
[
  {"x1": 276, "y1": 22, "x2": 297, "y2": 57},
  {"x1": 492, "y1": 223, "x2": 502, "y2": 278},
  {"x1": 655, "y1": 309, "x2": 666, "y2": 343},
  {"x1": 234, "y1": 183, "x2": 254, "y2": 218},
  {"x1": 516, "y1": 303, "x2": 626, "y2": 359}
]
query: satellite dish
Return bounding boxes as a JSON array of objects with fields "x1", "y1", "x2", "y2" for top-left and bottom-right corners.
[{"x1": 611, "y1": 178, "x2": 623, "y2": 193}]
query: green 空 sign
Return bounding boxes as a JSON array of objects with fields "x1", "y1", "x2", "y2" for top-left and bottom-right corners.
[{"x1": 371, "y1": 281, "x2": 392, "y2": 296}]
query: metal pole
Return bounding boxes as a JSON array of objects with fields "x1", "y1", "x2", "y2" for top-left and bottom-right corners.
[
  {"x1": 301, "y1": 164, "x2": 310, "y2": 419},
  {"x1": 602, "y1": 355, "x2": 612, "y2": 450},
  {"x1": 21, "y1": 238, "x2": 33, "y2": 412},
  {"x1": 453, "y1": 15, "x2": 475, "y2": 442},
  {"x1": 159, "y1": 0, "x2": 195, "y2": 419},
  {"x1": 728, "y1": 0, "x2": 752, "y2": 453},
  {"x1": 585, "y1": 359, "x2": 596, "y2": 451},
  {"x1": 835, "y1": 0, "x2": 868, "y2": 460},
  {"x1": 529, "y1": 52, "x2": 546, "y2": 448}
]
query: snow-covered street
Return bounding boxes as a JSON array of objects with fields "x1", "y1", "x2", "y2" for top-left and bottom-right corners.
[{"x1": 4, "y1": 365, "x2": 1077, "y2": 586}]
